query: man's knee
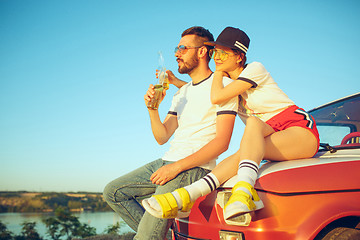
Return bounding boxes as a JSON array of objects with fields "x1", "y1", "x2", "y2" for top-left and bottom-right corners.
[
  {"x1": 103, "y1": 181, "x2": 116, "y2": 203},
  {"x1": 103, "y1": 179, "x2": 128, "y2": 203}
]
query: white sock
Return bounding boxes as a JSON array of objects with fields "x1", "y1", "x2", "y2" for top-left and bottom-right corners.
[
  {"x1": 173, "y1": 172, "x2": 220, "y2": 209},
  {"x1": 234, "y1": 160, "x2": 259, "y2": 187},
  {"x1": 184, "y1": 172, "x2": 220, "y2": 202}
]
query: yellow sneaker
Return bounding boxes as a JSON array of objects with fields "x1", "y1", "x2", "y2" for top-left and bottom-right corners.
[
  {"x1": 142, "y1": 188, "x2": 194, "y2": 219},
  {"x1": 224, "y1": 181, "x2": 264, "y2": 220}
]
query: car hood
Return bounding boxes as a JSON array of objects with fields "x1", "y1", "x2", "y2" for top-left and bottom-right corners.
[{"x1": 220, "y1": 149, "x2": 360, "y2": 194}]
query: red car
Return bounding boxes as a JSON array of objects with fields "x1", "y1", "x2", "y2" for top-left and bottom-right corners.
[{"x1": 172, "y1": 93, "x2": 360, "y2": 240}]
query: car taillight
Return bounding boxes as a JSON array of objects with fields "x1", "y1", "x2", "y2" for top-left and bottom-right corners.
[
  {"x1": 219, "y1": 230, "x2": 244, "y2": 240},
  {"x1": 217, "y1": 191, "x2": 252, "y2": 226}
]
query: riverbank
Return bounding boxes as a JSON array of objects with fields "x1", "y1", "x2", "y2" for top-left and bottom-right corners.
[{"x1": 0, "y1": 191, "x2": 111, "y2": 213}]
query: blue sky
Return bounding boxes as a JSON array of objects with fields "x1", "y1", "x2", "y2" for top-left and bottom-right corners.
[{"x1": 1, "y1": 0, "x2": 359, "y2": 192}]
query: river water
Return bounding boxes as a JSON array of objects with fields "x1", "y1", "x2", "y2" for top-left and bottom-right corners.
[{"x1": 0, "y1": 211, "x2": 134, "y2": 238}]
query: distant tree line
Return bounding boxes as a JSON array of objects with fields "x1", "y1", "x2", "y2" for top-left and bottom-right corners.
[
  {"x1": 0, "y1": 192, "x2": 111, "y2": 213},
  {"x1": 0, "y1": 207, "x2": 135, "y2": 240}
]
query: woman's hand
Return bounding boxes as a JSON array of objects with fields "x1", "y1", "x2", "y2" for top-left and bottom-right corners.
[
  {"x1": 166, "y1": 70, "x2": 180, "y2": 85},
  {"x1": 156, "y1": 69, "x2": 187, "y2": 89},
  {"x1": 150, "y1": 162, "x2": 182, "y2": 185},
  {"x1": 214, "y1": 70, "x2": 230, "y2": 79}
]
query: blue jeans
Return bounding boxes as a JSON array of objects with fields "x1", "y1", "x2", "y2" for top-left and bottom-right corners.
[{"x1": 103, "y1": 159, "x2": 210, "y2": 240}]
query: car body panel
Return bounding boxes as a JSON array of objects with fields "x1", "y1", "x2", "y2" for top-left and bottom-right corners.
[
  {"x1": 174, "y1": 159, "x2": 360, "y2": 239},
  {"x1": 221, "y1": 149, "x2": 360, "y2": 194},
  {"x1": 255, "y1": 152, "x2": 360, "y2": 194}
]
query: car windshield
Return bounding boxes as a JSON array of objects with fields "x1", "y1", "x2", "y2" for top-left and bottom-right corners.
[{"x1": 309, "y1": 93, "x2": 360, "y2": 149}]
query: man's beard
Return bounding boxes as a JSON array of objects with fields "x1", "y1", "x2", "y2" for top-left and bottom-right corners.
[{"x1": 177, "y1": 54, "x2": 199, "y2": 74}]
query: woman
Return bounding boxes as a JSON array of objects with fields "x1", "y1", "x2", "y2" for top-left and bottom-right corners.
[{"x1": 143, "y1": 27, "x2": 320, "y2": 220}]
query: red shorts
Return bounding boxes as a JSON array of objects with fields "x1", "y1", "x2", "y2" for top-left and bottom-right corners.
[{"x1": 265, "y1": 105, "x2": 320, "y2": 149}]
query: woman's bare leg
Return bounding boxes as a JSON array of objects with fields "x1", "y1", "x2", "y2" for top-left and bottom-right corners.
[
  {"x1": 213, "y1": 116, "x2": 318, "y2": 183},
  {"x1": 263, "y1": 126, "x2": 318, "y2": 160},
  {"x1": 223, "y1": 116, "x2": 318, "y2": 219},
  {"x1": 212, "y1": 116, "x2": 275, "y2": 183}
]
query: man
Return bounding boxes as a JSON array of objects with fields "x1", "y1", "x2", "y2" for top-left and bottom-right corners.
[{"x1": 103, "y1": 26, "x2": 238, "y2": 239}]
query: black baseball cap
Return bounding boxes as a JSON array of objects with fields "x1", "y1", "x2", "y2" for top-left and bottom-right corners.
[{"x1": 205, "y1": 27, "x2": 250, "y2": 54}]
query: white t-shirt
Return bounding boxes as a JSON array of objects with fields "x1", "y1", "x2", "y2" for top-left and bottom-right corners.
[
  {"x1": 162, "y1": 73, "x2": 238, "y2": 170},
  {"x1": 237, "y1": 62, "x2": 295, "y2": 122}
]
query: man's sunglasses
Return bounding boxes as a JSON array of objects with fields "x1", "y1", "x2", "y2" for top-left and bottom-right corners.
[{"x1": 174, "y1": 45, "x2": 202, "y2": 54}]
